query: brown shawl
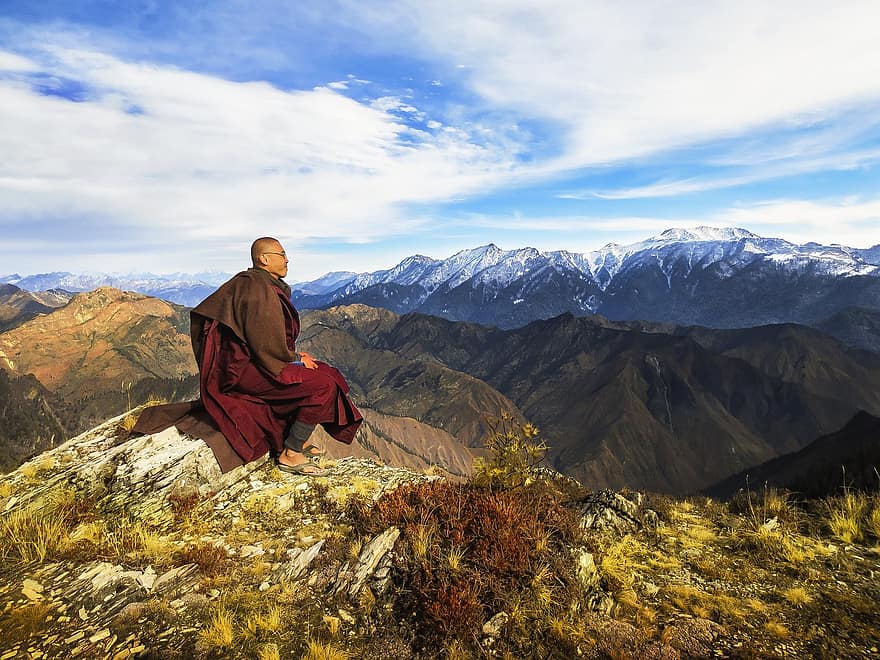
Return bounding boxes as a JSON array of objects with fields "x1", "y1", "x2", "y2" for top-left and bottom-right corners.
[{"x1": 190, "y1": 267, "x2": 298, "y2": 376}]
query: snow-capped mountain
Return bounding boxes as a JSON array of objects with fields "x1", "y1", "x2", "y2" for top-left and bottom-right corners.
[
  {"x1": 291, "y1": 227, "x2": 880, "y2": 330},
  {"x1": 0, "y1": 272, "x2": 232, "y2": 307}
]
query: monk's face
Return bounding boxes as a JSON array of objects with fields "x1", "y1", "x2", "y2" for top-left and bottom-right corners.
[{"x1": 260, "y1": 241, "x2": 289, "y2": 279}]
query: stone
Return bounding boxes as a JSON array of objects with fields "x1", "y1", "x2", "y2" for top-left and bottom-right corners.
[
  {"x1": 22, "y1": 587, "x2": 43, "y2": 601},
  {"x1": 334, "y1": 527, "x2": 400, "y2": 599},
  {"x1": 283, "y1": 539, "x2": 325, "y2": 581},
  {"x1": 482, "y1": 611, "x2": 509, "y2": 637},
  {"x1": 574, "y1": 548, "x2": 599, "y2": 590},
  {"x1": 662, "y1": 618, "x2": 725, "y2": 657},
  {"x1": 22, "y1": 579, "x2": 43, "y2": 593}
]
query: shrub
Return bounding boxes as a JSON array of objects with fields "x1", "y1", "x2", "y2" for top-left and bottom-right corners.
[
  {"x1": 350, "y1": 478, "x2": 582, "y2": 653},
  {"x1": 471, "y1": 415, "x2": 548, "y2": 491}
]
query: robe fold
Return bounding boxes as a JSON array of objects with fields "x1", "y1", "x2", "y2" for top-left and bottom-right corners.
[{"x1": 134, "y1": 267, "x2": 362, "y2": 471}]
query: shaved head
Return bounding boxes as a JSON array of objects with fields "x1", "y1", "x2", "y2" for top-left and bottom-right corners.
[{"x1": 251, "y1": 237, "x2": 281, "y2": 266}]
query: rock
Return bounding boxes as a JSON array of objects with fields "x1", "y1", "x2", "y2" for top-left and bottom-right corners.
[
  {"x1": 482, "y1": 611, "x2": 509, "y2": 638},
  {"x1": 662, "y1": 618, "x2": 725, "y2": 657},
  {"x1": 574, "y1": 548, "x2": 600, "y2": 590},
  {"x1": 283, "y1": 539, "x2": 325, "y2": 581},
  {"x1": 334, "y1": 527, "x2": 400, "y2": 599},
  {"x1": 577, "y1": 490, "x2": 643, "y2": 534}
]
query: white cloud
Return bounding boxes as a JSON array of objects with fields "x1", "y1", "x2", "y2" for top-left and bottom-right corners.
[
  {"x1": 355, "y1": 1, "x2": 880, "y2": 169},
  {"x1": 0, "y1": 46, "x2": 520, "y2": 272},
  {"x1": 0, "y1": 50, "x2": 38, "y2": 71},
  {"x1": 715, "y1": 198, "x2": 880, "y2": 247}
]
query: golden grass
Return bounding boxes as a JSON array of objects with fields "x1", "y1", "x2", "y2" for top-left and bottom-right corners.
[
  {"x1": 18, "y1": 456, "x2": 55, "y2": 480},
  {"x1": 119, "y1": 413, "x2": 139, "y2": 433},
  {"x1": 0, "y1": 506, "x2": 69, "y2": 562},
  {"x1": 257, "y1": 644, "x2": 282, "y2": 660},
  {"x1": 826, "y1": 492, "x2": 868, "y2": 544},
  {"x1": 0, "y1": 482, "x2": 15, "y2": 498},
  {"x1": 599, "y1": 535, "x2": 648, "y2": 591},
  {"x1": 443, "y1": 639, "x2": 475, "y2": 660},
  {"x1": 302, "y1": 639, "x2": 352, "y2": 660},
  {"x1": 446, "y1": 544, "x2": 466, "y2": 571},
  {"x1": 782, "y1": 586, "x2": 813, "y2": 607},
  {"x1": 323, "y1": 614, "x2": 341, "y2": 637},
  {"x1": 764, "y1": 621, "x2": 791, "y2": 638},
  {"x1": 665, "y1": 585, "x2": 749, "y2": 623},
  {"x1": 244, "y1": 604, "x2": 283, "y2": 638},
  {"x1": 200, "y1": 607, "x2": 235, "y2": 648},
  {"x1": 867, "y1": 502, "x2": 880, "y2": 541},
  {"x1": 325, "y1": 476, "x2": 380, "y2": 508},
  {"x1": 410, "y1": 523, "x2": 436, "y2": 561}
]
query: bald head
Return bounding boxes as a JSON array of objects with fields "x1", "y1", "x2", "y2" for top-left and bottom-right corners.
[
  {"x1": 251, "y1": 237, "x2": 289, "y2": 279},
  {"x1": 251, "y1": 237, "x2": 281, "y2": 266}
]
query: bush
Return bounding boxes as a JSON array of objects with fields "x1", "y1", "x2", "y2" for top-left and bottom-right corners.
[{"x1": 471, "y1": 415, "x2": 548, "y2": 491}]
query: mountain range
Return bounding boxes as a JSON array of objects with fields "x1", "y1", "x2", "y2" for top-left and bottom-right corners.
[
  {"x1": 289, "y1": 227, "x2": 880, "y2": 347},
  {"x1": 0, "y1": 272, "x2": 229, "y2": 307},
  {"x1": 5, "y1": 227, "x2": 880, "y2": 351}
]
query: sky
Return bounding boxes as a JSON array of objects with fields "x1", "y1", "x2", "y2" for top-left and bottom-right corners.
[{"x1": 1, "y1": 1, "x2": 879, "y2": 280}]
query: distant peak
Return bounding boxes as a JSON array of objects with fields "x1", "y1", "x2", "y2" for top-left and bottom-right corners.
[{"x1": 655, "y1": 227, "x2": 759, "y2": 242}]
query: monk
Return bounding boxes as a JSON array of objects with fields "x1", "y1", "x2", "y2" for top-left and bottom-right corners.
[{"x1": 188, "y1": 237, "x2": 362, "y2": 476}]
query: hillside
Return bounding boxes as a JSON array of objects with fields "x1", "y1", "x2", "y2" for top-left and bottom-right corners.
[
  {"x1": 0, "y1": 287, "x2": 199, "y2": 464},
  {"x1": 707, "y1": 411, "x2": 880, "y2": 499},
  {"x1": 0, "y1": 284, "x2": 70, "y2": 332},
  {"x1": 0, "y1": 413, "x2": 878, "y2": 658},
  {"x1": 320, "y1": 306, "x2": 880, "y2": 493},
  {"x1": 0, "y1": 289, "x2": 489, "y2": 477}
]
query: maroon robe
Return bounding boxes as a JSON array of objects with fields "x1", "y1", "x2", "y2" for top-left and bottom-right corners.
[{"x1": 135, "y1": 268, "x2": 362, "y2": 471}]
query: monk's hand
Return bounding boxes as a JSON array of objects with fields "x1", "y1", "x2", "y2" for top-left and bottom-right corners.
[{"x1": 300, "y1": 352, "x2": 319, "y2": 370}]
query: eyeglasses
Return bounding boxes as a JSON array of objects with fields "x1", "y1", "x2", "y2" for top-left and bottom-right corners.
[{"x1": 262, "y1": 251, "x2": 287, "y2": 258}]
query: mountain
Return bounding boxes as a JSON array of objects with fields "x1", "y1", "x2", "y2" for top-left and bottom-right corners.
[
  {"x1": 706, "y1": 411, "x2": 880, "y2": 499},
  {"x1": 322, "y1": 306, "x2": 880, "y2": 493},
  {"x1": 296, "y1": 305, "x2": 526, "y2": 450},
  {"x1": 0, "y1": 289, "x2": 503, "y2": 475},
  {"x1": 291, "y1": 227, "x2": 880, "y2": 333},
  {"x1": 1, "y1": 271, "x2": 232, "y2": 307},
  {"x1": 0, "y1": 287, "x2": 200, "y2": 461},
  {"x1": 0, "y1": 368, "x2": 72, "y2": 472},
  {"x1": 814, "y1": 306, "x2": 880, "y2": 354},
  {"x1": 0, "y1": 283, "x2": 71, "y2": 332}
]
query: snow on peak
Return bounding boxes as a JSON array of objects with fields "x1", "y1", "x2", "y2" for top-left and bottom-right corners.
[{"x1": 654, "y1": 226, "x2": 758, "y2": 243}]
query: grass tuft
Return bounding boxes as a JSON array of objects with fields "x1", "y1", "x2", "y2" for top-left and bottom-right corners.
[
  {"x1": 825, "y1": 492, "x2": 868, "y2": 544},
  {"x1": 303, "y1": 639, "x2": 352, "y2": 660},
  {"x1": 200, "y1": 606, "x2": 235, "y2": 648}
]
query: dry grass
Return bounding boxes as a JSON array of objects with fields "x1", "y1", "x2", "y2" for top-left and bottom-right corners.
[
  {"x1": 825, "y1": 492, "x2": 868, "y2": 544},
  {"x1": 245, "y1": 604, "x2": 283, "y2": 638},
  {"x1": 323, "y1": 614, "x2": 342, "y2": 637},
  {"x1": 782, "y1": 586, "x2": 813, "y2": 607},
  {"x1": 302, "y1": 639, "x2": 352, "y2": 660},
  {"x1": 446, "y1": 544, "x2": 466, "y2": 571},
  {"x1": 18, "y1": 456, "x2": 55, "y2": 480},
  {"x1": 0, "y1": 482, "x2": 15, "y2": 498},
  {"x1": 411, "y1": 522, "x2": 437, "y2": 561},
  {"x1": 868, "y1": 504, "x2": 880, "y2": 541},
  {"x1": 200, "y1": 606, "x2": 235, "y2": 648},
  {"x1": 764, "y1": 621, "x2": 791, "y2": 638},
  {"x1": 0, "y1": 505, "x2": 69, "y2": 562},
  {"x1": 257, "y1": 644, "x2": 282, "y2": 660}
]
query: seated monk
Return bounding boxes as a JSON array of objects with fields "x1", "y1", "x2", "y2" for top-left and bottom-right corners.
[{"x1": 135, "y1": 237, "x2": 362, "y2": 476}]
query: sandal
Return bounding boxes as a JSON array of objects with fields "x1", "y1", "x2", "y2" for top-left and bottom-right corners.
[
  {"x1": 277, "y1": 461, "x2": 329, "y2": 477},
  {"x1": 301, "y1": 444, "x2": 327, "y2": 459}
]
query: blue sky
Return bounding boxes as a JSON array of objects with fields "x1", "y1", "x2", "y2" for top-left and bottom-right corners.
[{"x1": 1, "y1": 1, "x2": 879, "y2": 280}]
